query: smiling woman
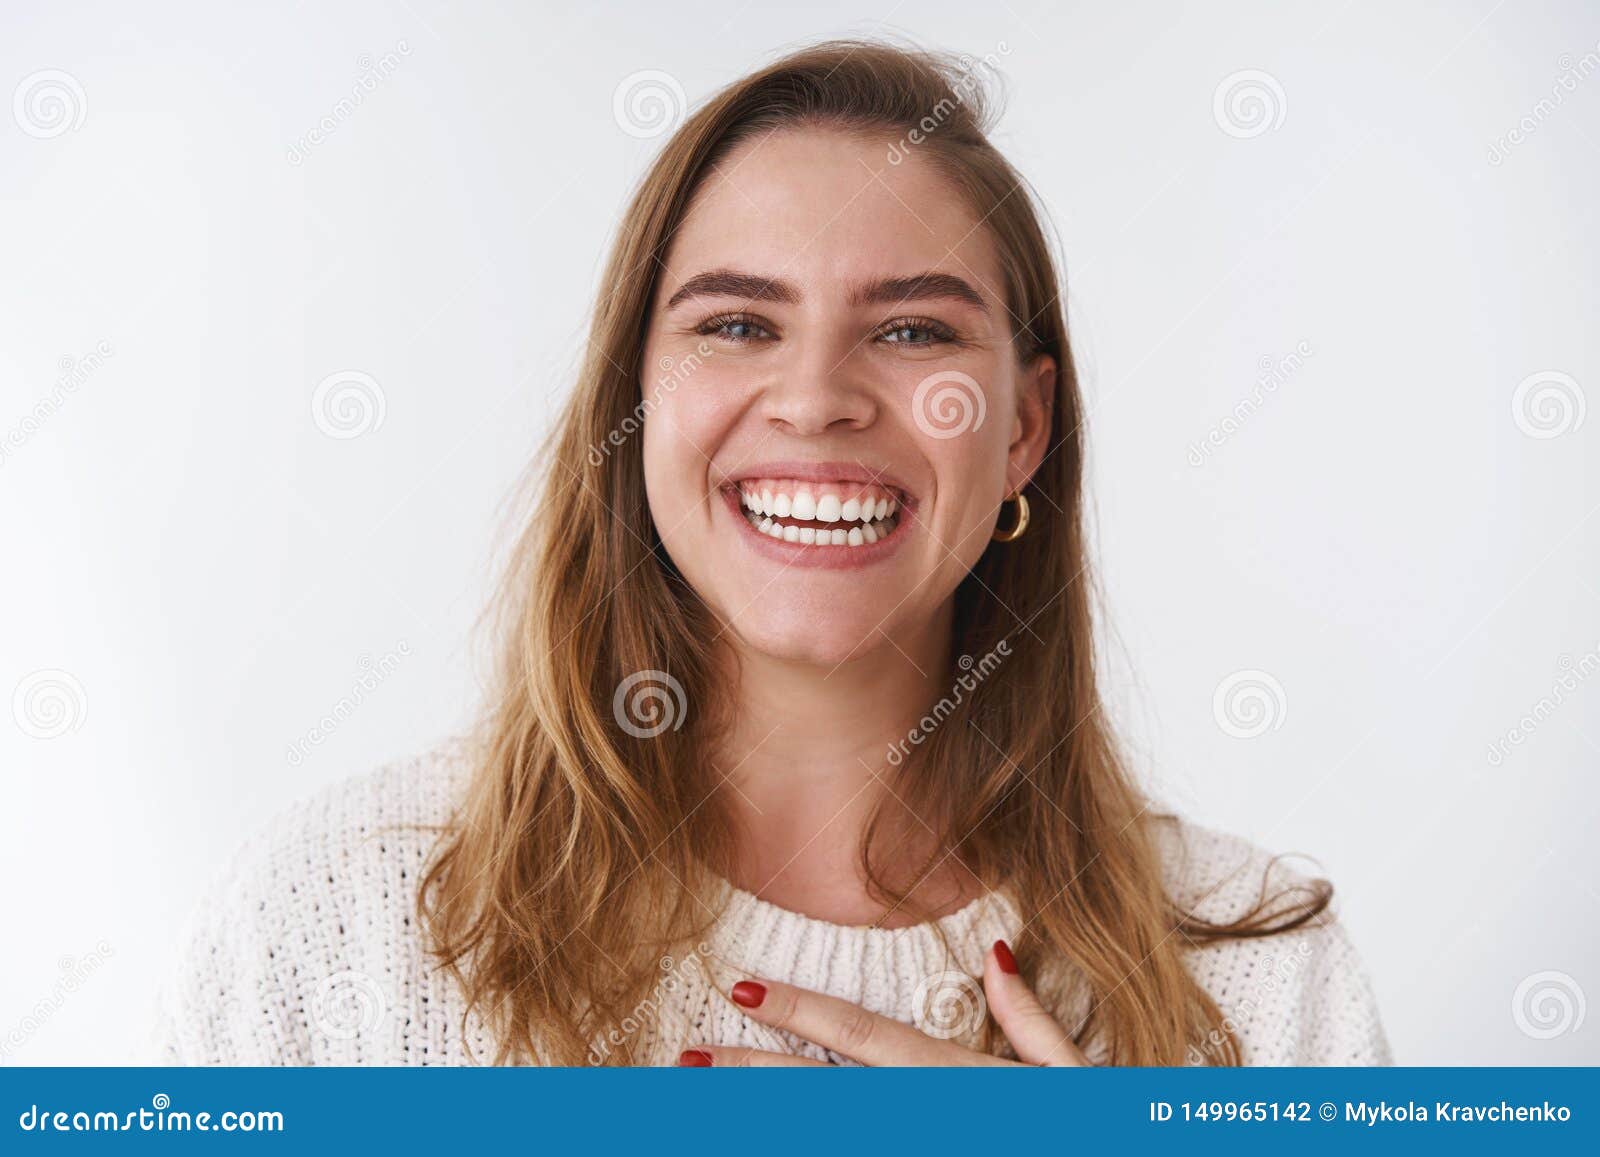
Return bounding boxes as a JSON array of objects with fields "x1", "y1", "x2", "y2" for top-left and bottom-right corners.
[{"x1": 155, "y1": 38, "x2": 1389, "y2": 1068}]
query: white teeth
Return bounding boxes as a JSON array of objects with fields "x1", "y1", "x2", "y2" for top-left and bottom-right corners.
[
  {"x1": 758, "y1": 517, "x2": 773, "y2": 534},
  {"x1": 874, "y1": 498, "x2": 889, "y2": 520},
  {"x1": 798, "y1": 527, "x2": 816, "y2": 544},
  {"x1": 862, "y1": 522, "x2": 879, "y2": 544},
  {"x1": 840, "y1": 497, "x2": 861, "y2": 522},
  {"x1": 847, "y1": 527, "x2": 864, "y2": 546},
  {"x1": 735, "y1": 482, "x2": 906, "y2": 548},
  {"x1": 791, "y1": 490, "x2": 817, "y2": 520},
  {"x1": 815, "y1": 494, "x2": 841, "y2": 523},
  {"x1": 782, "y1": 524, "x2": 799, "y2": 543},
  {"x1": 760, "y1": 489, "x2": 774, "y2": 516},
  {"x1": 773, "y1": 493, "x2": 791, "y2": 517}
]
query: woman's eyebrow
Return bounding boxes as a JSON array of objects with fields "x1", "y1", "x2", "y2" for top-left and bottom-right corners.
[{"x1": 663, "y1": 268, "x2": 990, "y2": 313}]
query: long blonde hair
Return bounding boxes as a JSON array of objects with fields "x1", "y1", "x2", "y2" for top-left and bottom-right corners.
[{"x1": 418, "y1": 37, "x2": 1329, "y2": 1066}]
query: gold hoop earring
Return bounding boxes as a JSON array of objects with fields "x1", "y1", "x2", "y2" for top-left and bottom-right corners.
[{"x1": 992, "y1": 490, "x2": 1030, "y2": 542}]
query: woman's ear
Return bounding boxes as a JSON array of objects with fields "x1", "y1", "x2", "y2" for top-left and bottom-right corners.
[{"x1": 1007, "y1": 354, "x2": 1057, "y2": 492}]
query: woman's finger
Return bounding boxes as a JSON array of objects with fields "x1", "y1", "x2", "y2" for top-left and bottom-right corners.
[
  {"x1": 724, "y1": 978, "x2": 992, "y2": 1066},
  {"x1": 677, "y1": 1046, "x2": 827, "y2": 1067},
  {"x1": 984, "y1": 939, "x2": 1091, "y2": 1066}
]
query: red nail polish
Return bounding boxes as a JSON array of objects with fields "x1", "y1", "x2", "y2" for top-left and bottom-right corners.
[
  {"x1": 731, "y1": 980, "x2": 767, "y2": 1008},
  {"x1": 678, "y1": 1049, "x2": 713, "y2": 1067},
  {"x1": 994, "y1": 939, "x2": 1019, "y2": 974}
]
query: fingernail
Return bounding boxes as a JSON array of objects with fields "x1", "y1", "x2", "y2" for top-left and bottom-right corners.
[
  {"x1": 993, "y1": 939, "x2": 1019, "y2": 974},
  {"x1": 678, "y1": 1049, "x2": 714, "y2": 1067},
  {"x1": 731, "y1": 980, "x2": 767, "y2": 1008}
]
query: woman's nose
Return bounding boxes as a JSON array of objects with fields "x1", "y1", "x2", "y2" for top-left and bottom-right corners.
[{"x1": 759, "y1": 343, "x2": 878, "y2": 436}]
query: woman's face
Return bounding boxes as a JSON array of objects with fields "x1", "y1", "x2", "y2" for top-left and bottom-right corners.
[{"x1": 640, "y1": 126, "x2": 1054, "y2": 668}]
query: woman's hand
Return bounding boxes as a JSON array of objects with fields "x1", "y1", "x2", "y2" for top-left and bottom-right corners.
[{"x1": 677, "y1": 940, "x2": 1090, "y2": 1067}]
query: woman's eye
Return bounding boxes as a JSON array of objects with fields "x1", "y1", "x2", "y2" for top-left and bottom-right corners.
[
  {"x1": 879, "y1": 320, "x2": 953, "y2": 345},
  {"x1": 699, "y1": 315, "x2": 771, "y2": 343}
]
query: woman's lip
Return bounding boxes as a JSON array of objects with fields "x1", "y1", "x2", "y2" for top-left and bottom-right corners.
[
  {"x1": 717, "y1": 460, "x2": 918, "y2": 508},
  {"x1": 718, "y1": 486, "x2": 912, "y2": 570}
]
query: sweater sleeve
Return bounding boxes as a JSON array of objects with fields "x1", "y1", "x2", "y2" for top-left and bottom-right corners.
[{"x1": 148, "y1": 826, "x2": 314, "y2": 1066}]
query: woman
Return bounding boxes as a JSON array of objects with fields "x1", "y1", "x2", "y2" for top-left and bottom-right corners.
[{"x1": 157, "y1": 39, "x2": 1390, "y2": 1067}]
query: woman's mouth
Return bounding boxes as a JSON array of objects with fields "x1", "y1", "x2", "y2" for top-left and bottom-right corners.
[{"x1": 718, "y1": 475, "x2": 914, "y2": 567}]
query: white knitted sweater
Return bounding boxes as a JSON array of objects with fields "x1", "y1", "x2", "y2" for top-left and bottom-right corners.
[{"x1": 152, "y1": 741, "x2": 1392, "y2": 1066}]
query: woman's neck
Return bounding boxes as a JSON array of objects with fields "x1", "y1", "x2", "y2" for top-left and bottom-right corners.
[{"x1": 709, "y1": 605, "x2": 981, "y2": 928}]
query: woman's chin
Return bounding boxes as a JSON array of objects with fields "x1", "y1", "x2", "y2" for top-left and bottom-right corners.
[{"x1": 726, "y1": 616, "x2": 897, "y2": 669}]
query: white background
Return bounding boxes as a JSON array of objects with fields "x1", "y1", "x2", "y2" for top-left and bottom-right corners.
[{"x1": 2, "y1": 0, "x2": 1595, "y2": 1065}]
